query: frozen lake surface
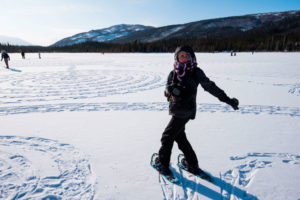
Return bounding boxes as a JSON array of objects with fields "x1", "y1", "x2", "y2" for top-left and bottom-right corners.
[{"x1": 0, "y1": 52, "x2": 299, "y2": 199}]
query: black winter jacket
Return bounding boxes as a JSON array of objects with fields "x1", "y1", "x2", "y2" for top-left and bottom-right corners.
[
  {"x1": 1, "y1": 52, "x2": 9, "y2": 59},
  {"x1": 165, "y1": 67, "x2": 230, "y2": 119}
]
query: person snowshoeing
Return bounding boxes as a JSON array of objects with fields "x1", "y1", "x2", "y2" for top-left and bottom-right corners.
[
  {"x1": 21, "y1": 51, "x2": 25, "y2": 59},
  {"x1": 1, "y1": 50, "x2": 10, "y2": 69},
  {"x1": 153, "y1": 45, "x2": 239, "y2": 177}
]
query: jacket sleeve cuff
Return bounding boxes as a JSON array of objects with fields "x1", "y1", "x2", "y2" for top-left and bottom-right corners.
[{"x1": 219, "y1": 95, "x2": 231, "y2": 104}]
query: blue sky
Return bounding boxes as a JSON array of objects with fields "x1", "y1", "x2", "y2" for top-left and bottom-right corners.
[{"x1": 1, "y1": 0, "x2": 299, "y2": 46}]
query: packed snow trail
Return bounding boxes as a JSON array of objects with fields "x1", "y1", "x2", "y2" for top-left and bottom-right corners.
[
  {"x1": 0, "y1": 103, "x2": 300, "y2": 117},
  {"x1": 0, "y1": 69, "x2": 165, "y2": 104}
]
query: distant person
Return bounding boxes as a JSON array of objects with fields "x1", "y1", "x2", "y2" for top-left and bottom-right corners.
[
  {"x1": 1, "y1": 50, "x2": 10, "y2": 69},
  {"x1": 21, "y1": 51, "x2": 25, "y2": 59},
  {"x1": 38, "y1": 52, "x2": 41, "y2": 59},
  {"x1": 151, "y1": 45, "x2": 239, "y2": 179}
]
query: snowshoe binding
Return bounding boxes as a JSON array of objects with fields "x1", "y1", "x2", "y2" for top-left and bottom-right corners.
[{"x1": 177, "y1": 154, "x2": 213, "y2": 182}]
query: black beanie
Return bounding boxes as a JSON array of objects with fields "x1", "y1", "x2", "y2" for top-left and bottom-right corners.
[{"x1": 174, "y1": 45, "x2": 196, "y2": 62}]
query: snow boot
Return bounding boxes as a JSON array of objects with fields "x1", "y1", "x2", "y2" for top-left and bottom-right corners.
[
  {"x1": 177, "y1": 154, "x2": 212, "y2": 182},
  {"x1": 152, "y1": 154, "x2": 171, "y2": 176}
]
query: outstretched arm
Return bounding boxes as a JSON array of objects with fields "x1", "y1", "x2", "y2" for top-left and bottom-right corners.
[{"x1": 196, "y1": 68, "x2": 239, "y2": 110}]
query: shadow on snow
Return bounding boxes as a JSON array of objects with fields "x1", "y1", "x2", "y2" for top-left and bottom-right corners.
[{"x1": 171, "y1": 167, "x2": 258, "y2": 200}]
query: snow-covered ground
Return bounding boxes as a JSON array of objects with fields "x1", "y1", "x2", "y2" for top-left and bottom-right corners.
[{"x1": 0, "y1": 52, "x2": 299, "y2": 200}]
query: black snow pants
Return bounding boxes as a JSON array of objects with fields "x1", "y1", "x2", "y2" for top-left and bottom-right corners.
[{"x1": 158, "y1": 116, "x2": 198, "y2": 167}]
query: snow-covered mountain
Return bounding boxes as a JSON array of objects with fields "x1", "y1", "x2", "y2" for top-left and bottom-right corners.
[
  {"x1": 52, "y1": 24, "x2": 154, "y2": 47},
  {"x1": 52, "y1": 10, "x2": 300, "y2": 47},
  {"x1": 111, "y1": 10, "x2": 300, "y2": 43},
  {"x1": 0, "y1": 35, "x2": 32, "y2": 46}
]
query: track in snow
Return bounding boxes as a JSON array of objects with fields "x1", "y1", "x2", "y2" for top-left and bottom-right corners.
[
  {"x1": 0, "y1": 69, "x2": 165, "y2": 104},
  {"x1": 156, "y1": 152, "x2": 300, "y2": 200},
  {"x1": 157, "y1": 164, "x2": 256, "y2": 200},
  {"x1": 221, "y1": 152, "x2": 300, "y2": 200},
  {"x1": 0, "y1": 136, "x2": 95, "y2": 200},
  {"x1": 0, "y1": 102, "x2": 299, "y2": 117}
]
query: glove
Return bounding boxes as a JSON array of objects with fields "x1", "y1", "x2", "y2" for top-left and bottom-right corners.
[{"x1": 227, "y1": 98, "x2": 239, "y2": 110}]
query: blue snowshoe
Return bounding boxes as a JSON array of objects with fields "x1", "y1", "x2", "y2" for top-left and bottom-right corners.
[{"x1": 150, "y1": 153, "x2": 179, "y2": 184}]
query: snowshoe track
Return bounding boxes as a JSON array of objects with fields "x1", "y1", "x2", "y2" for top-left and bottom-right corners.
[
  {"x1": 221, "y1": 152, "x2": 300, "y2": 200},
  {"x1": 0, "y1": 136, "x2": 95, "y2": 199},
  {"x1": 0, "y1": 69, "x2": 164, "y2": 104},
  {"x1": 1, "y1": 103, "x2": 300, "y2": 117}
]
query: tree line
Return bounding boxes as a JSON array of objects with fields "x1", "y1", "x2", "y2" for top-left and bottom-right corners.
[{"x1": 1, "y1": 33, "x2": 299, "y2": 53}]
